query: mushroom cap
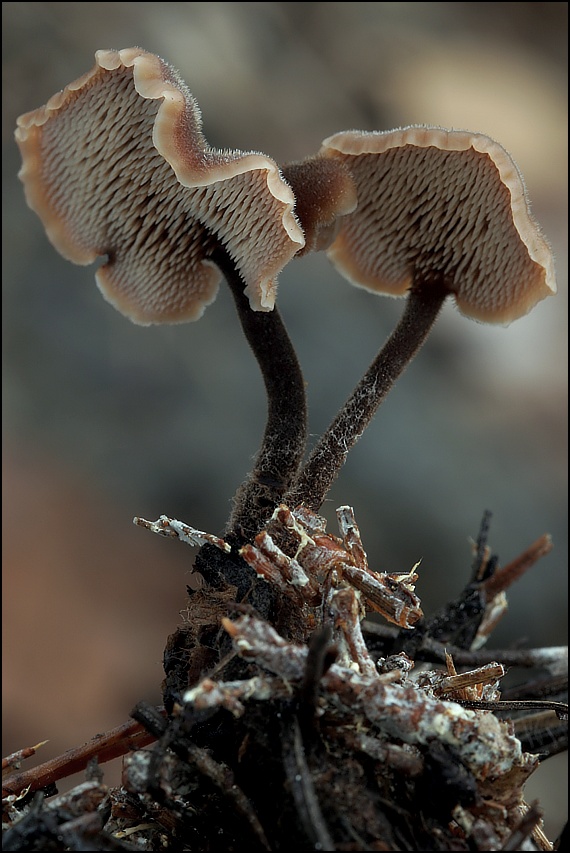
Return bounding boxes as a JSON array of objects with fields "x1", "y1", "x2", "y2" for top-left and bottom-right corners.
[
  {"x1": 15, "y1": 47, "x2": 305, "y2": 324},
  {"x1": 320, "y1": 126, "x2": 556, "y2": 324},
  {"x1": 280, "y1": 156, "x2": 357, "y2": 256}
]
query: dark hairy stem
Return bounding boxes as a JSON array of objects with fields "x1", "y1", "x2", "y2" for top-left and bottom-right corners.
[
  {"x1": 284, "y1": 284, "x2": 447, "y2": 512},
  {"x1": 211, "y1": 249, "x2": 307, "y2": 541}
]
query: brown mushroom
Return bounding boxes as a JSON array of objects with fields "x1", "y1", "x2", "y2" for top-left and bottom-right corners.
[
  {"x1": 15, "y1": 46, "x2": 306, "y2": 322},
  {"x1": 284, "y1": 125, "x2": 556, "y2": 512},
  {"x1": 15, "y1": 47, "x2": 308, "y2": 539},
  {"x1": 280, "y1": 155, "x2": 357, "y2": 255}
]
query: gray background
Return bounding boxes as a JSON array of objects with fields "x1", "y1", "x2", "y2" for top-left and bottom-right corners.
[{"x1": 3, "y1": 2, "x2": 567, "y2": 836}]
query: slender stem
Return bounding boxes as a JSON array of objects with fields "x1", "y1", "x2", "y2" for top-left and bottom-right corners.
[
  {"x1": 212, "y1": 249, "x2": 307, "y2": 541},
  {"x1": 1, "y1": 714, "x2": 163, "y2": 797},
  {"x1": 284, "y1": 285, "x2": 447, "y2": 512},
  {"x1": 482, "y1": 533, "x2": 553, "y2": 600}
]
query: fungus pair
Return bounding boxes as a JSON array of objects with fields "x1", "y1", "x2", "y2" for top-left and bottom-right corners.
[{"x1": 15, "y1": 48, "x2": 556, "y2": 534}]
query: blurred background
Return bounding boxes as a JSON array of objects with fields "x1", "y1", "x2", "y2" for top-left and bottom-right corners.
[{"x1": 3, "y1": 1, "x2": 567, "y2": 837}]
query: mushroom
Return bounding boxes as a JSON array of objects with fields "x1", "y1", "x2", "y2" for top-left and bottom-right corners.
[
  {"x1": 284, "y1": 125, "x2": 556, "y2": 512},
  {"x1": 280, "y1": 155, "x2": 357, "y2": 255},
  {"x1": 15, "y1": 47, "x2": 309, "y2": 540}
]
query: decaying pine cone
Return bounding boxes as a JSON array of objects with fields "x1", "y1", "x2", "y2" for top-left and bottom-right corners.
[{"x1": 3, "y1": 506, "x2": 567, "y2": 851}]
